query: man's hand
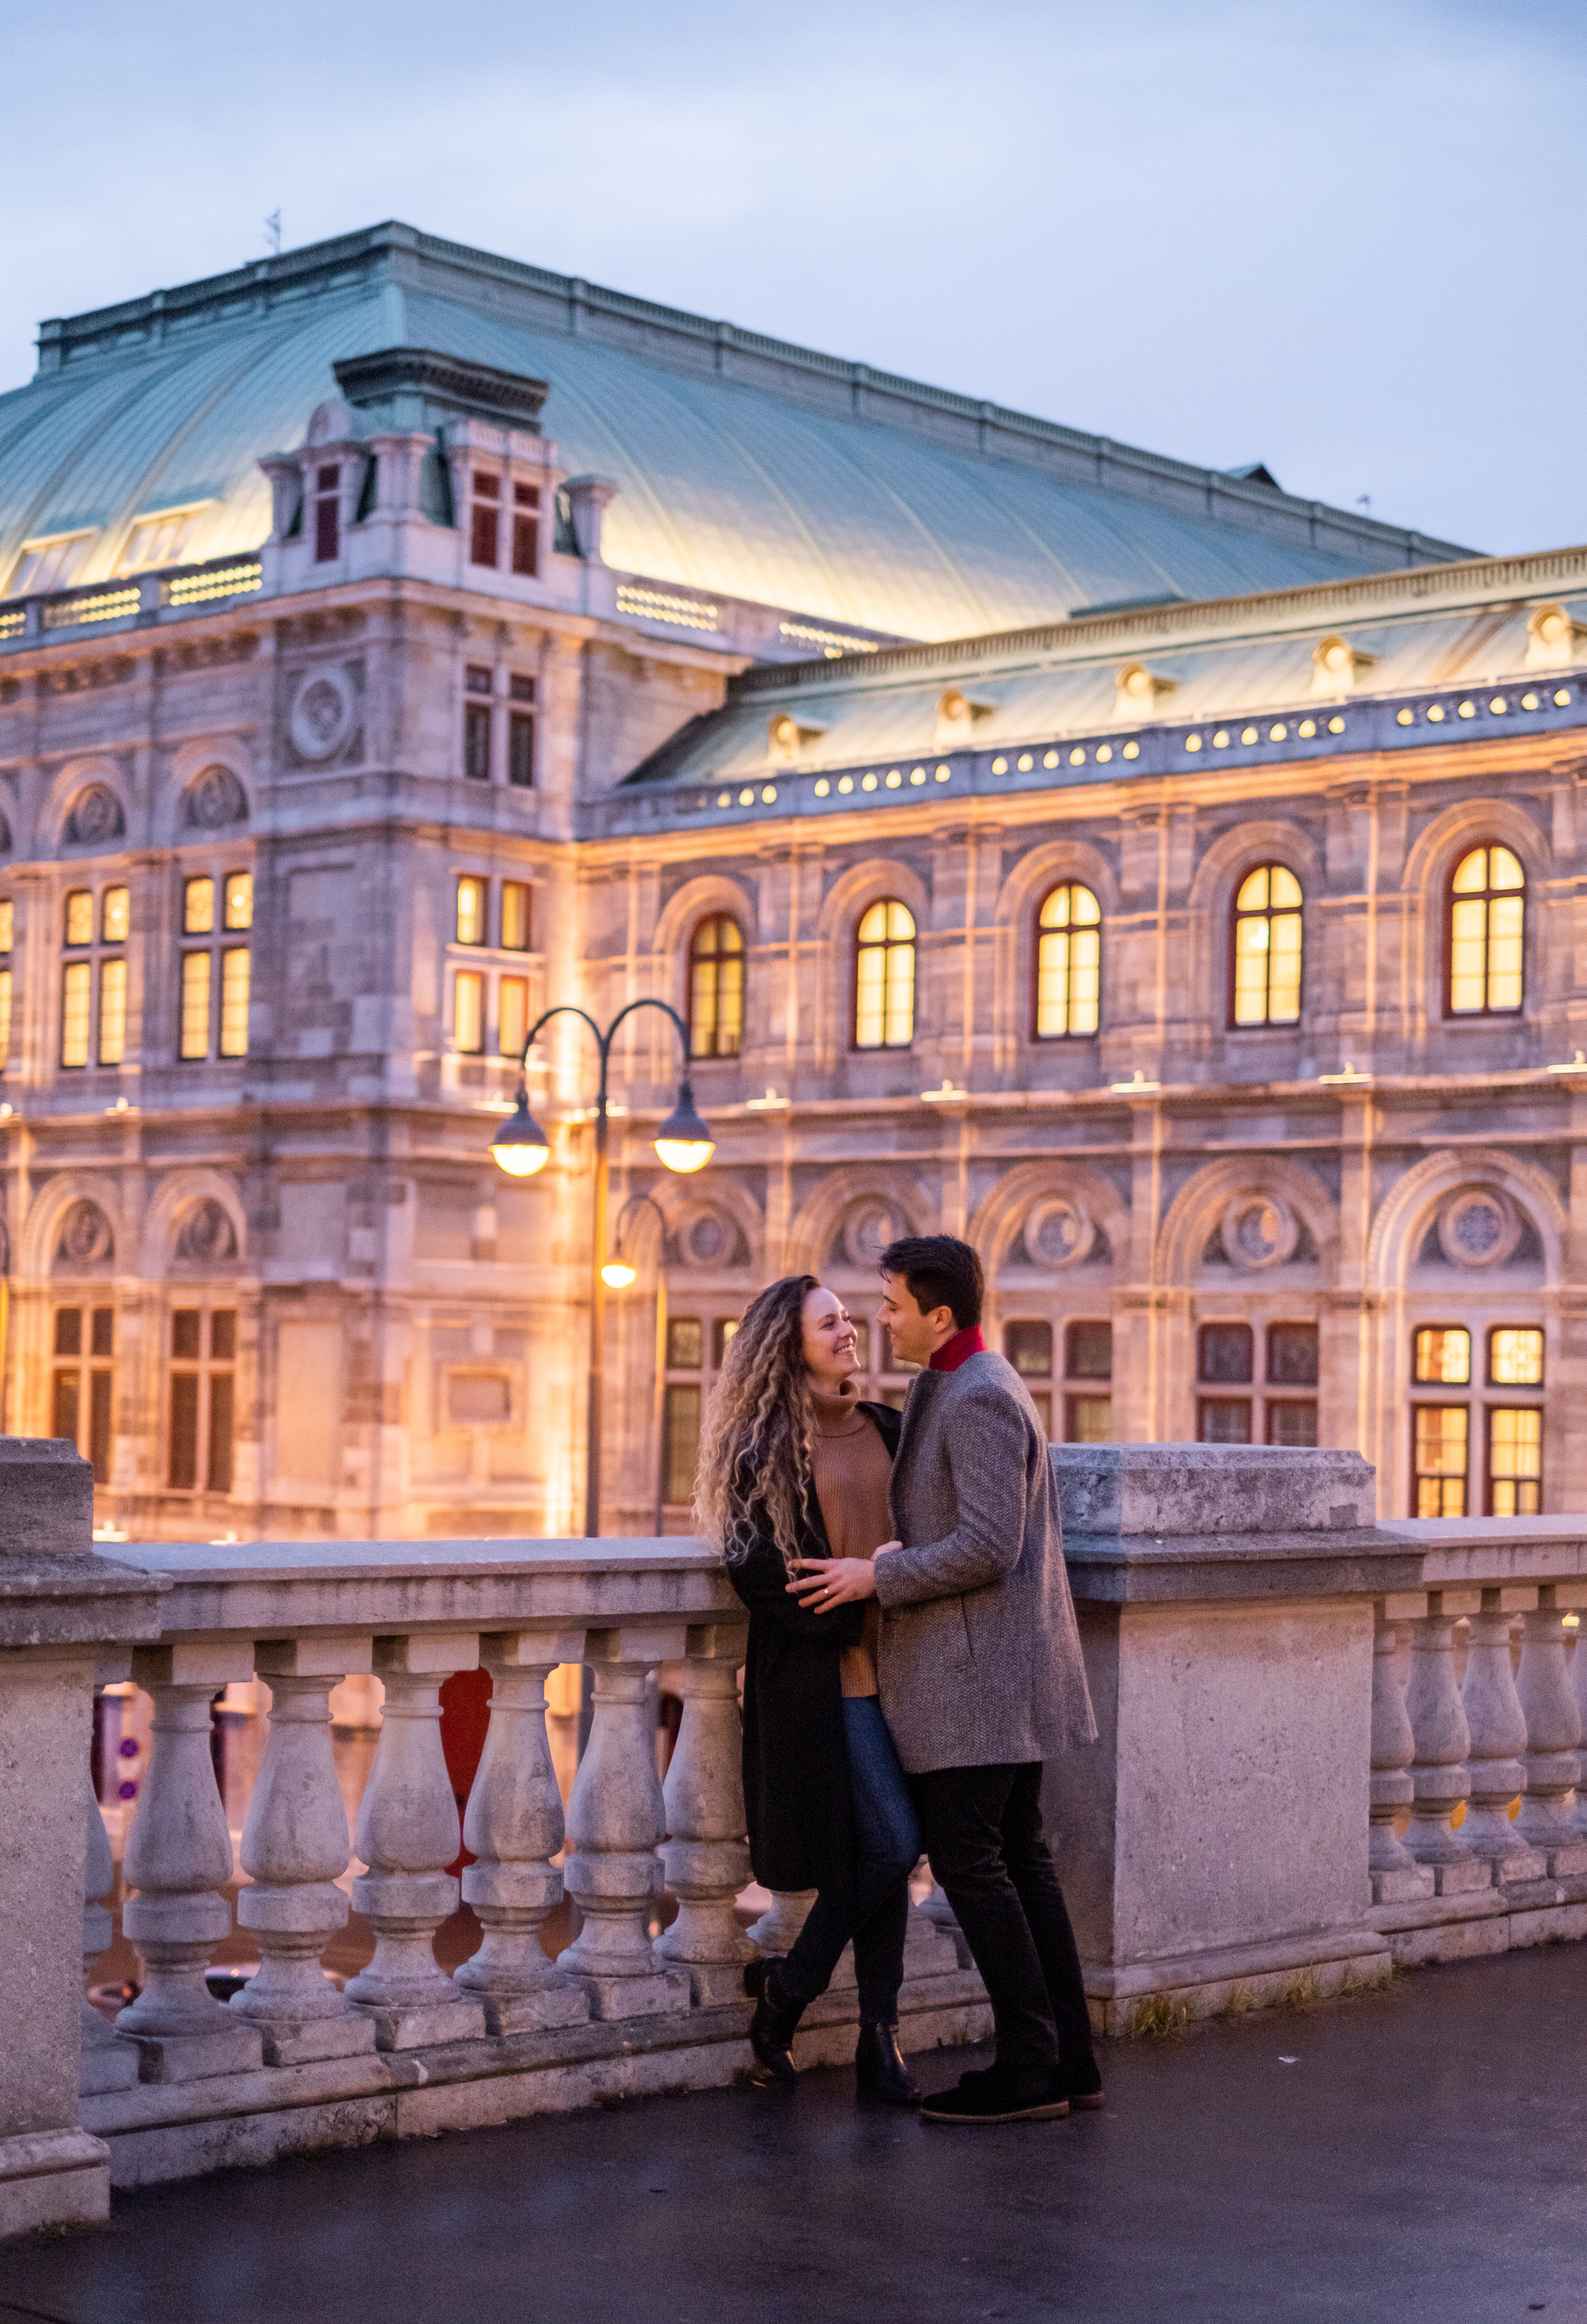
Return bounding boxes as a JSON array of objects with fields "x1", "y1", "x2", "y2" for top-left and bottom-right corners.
[
  {"x1": 874, "y1": 1539, "x2": 902, "y2": 1558},
  {"x1": 788, "y1": 1555, "x2": 877, "y2": 1607}
]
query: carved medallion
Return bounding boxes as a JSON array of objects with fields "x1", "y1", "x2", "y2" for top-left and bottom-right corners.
[
  {"x1": 175, "y1": 1198, "x2": 237, "y2": 1265},
  {"x1": 57, "y1": 1200, "x2": 114, "y2": 1266},
  {"x1": 289, "y1": 667, "x2": 355, "y2": 761},
  {"x1": 1439, "y1": 1188, "x2": 1521, "y2": 1269},
  {"x1": 182, "y1": 765, "x2": 247, "y2": 830},
  {"x1": 65, "y1": 785, "x2": 125, "y2": 846},
  {"x1": 1024, "y1": 1196, "x2": 1094, "y2": 1269},
  {"x1": 1220, "y1": 1194, "x2": 1299, "y2": 1269}
]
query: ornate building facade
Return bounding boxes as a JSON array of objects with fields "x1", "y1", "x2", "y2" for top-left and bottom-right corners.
[{"x1": 0, "y1": 221, "x2": 1578, "y2": 1536}]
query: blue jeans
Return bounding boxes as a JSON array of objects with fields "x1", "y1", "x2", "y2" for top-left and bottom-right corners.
[{"x1": 778, "y1": 1698, "x2": 922, "y2": 2024}]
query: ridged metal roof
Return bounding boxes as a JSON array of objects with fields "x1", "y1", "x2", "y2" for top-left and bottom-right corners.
[{"x1": 1, "y1": 222, "x2": 1476, "y2": 640}]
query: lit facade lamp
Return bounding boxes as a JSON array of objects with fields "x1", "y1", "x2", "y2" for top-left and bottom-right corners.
[{"x1": 489, "y1": 999, "x2": 712, "y2": 1537}]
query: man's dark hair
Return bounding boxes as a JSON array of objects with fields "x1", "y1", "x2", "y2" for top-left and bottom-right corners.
[{"x1": 879, "y1": 1235, "x2": 984, "y2": 1331}]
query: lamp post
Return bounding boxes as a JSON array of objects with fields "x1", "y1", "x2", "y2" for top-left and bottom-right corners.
[
  {"x1": 489, "y1": 1001, "x2": 712, "y2": 1538},
  {"x1": 601, "y1": 1191, "x2": 671, "y2": 1535}
]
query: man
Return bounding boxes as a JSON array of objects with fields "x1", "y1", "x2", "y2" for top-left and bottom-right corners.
[{"x1": 791, "y1": 1233, "x2": 1100, "y2": 2124}]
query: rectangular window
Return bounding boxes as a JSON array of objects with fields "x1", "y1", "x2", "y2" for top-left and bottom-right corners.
[
  {"x1": 92, "y1": 1306, "x2": 114, "y2": 1358},
  {"x1": 1488, "y1": 1407, "x2": 1542, "y2": 1516},
  {"x1": 55, "y1": 1308, "x2": 82, "y2": 1357},
  {"x1": 454, "y1": 970, "x2": 485, "y2": 1053},
  {"x1": 466, "y1": 664, "x2": 493, "y2": 694},
  {"x1": 464, "y1": 701, "x2": 492, "y2": 781},
  {"x1": 1067, "y1": 1394, "x2": 1113, "y2": 1443},
  {"x1": 170, "y1": 1304, "x2": 233, "y2": 1495},
  {"x1": 712, "y1": 1317, "x2": 740, "y2": 1367},
  {"x1": 1413, "y1": 1405, "x2": 1467, "y2": 1517},
  {"x1": 661, "y1": 1382, "x2": 702, "y2": 1506},
  {"x1": 184, "y1": 877, "x2": 215, "y2": 936},
  {"x1": 0, "y1": 968, "x2": 12, "y2": 1066},
  {"x1": 456, "y1": 876, "x2": 487, "y2": 945},
  {"x1": 313, "y1": 466, "x2": 340, "y2": 562},
  {"x1": 219, "y1": 948, "x2": 250, "y2": 1057},
  {"x1": 1198, "y1": 1398, "x2": 1252, "y2": 1444},
  {"x1": 1267, "y1": 1324, "x2": 1319, "y2": 1386},
  {"x1": 101, "y1": 885, "x2": 129, "y2": 943},
  {"x1": 498, "y1": 975, "x2": 528, "y2": 1060},
  {"x1": 212, "y1": 1309, "x2": 236, "y2": 1361},
  {"x1": 501, "y1": 881, "x2": 531, "y2": 951},
  {"x1": 667, "y1": 1316, "x2": 703, "y2": 1370},
  {"x1": 65, "y1": 890, "x2": 94, "y2": 946},
  {"x1": 1198, "y1": 1323, "x2": 1253, "y2": 1385},
  {"x1": 1065, "y1": 1320, "x2": 1113, "y2": 1379},
  {"x1": 208, "y1": 1372, "x2": 235, "y2": 1495},
  {"x1": 61, "y1": 959, "x2": 91, "y2": 1067},
  {"x1": 98, "y1": 957, "x2": 127, "y2": 1065},
  {"x1": 88, "y1": 1368, "x2": 112, "y2": 1485},
  {"x1": 52, "y1": 1367, "x2": 80, "y2": 1447},
  {"x1": 470, "y1": 473, "x2": 500, "y2": 567},
  {"x1": 224, "y1": 872, "x2": 253, "y2": 931},
  {"x1": 849, "y1": 1320, "x2": 870, "y2": 1371},
  {"x1": 1267, "y1": 1401, "x2": 1319, "y2": 1447},
  {"x1": 511, "y1": 485, "x2": 539, "y2": 576},
  {"x1": 1004, "y1": 1321, "x2": 1053, "y2": 1378},
  {"x1": 169, "y1": 1371, "x2": 199, "y2": 1490},
  {"x1": 1489, "y1": 1327, "x2": 1544, "y2": 1387},
  {"x1": 173, "y1": 1308, "x2": 201, "y2": 1360},
  {"x1": 1414, "y1": 1327, "x2": 1470, "y2": 1385},
  {"x1": 507, "y1": 711, "x2": 535, "y2": 788},
  {"x1": 1028, "y1": 1392, "x2": 1053, "y2": 1438},
  {"x1": 180, "y1": 952, "x2": 211, "y2": 1060},
  {"x1": 0, "y1": 898, "x2": 12, "y2": 952},
  {"x1": 509, "y1": 673, "x2": 535, "y2": 705}
]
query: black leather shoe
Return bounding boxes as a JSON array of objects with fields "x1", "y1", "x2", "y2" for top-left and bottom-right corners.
[
  {"x1": 745, "y1": 1960, "x2": 803, "y2": 2085},
  {"x1": 920, "y1": 2065, "x2": 1069, "y2": 2125},
  {"x1": 1063, "y1": 2055, "x2": 1106, "y2": 2111},
  {"x1": 855, "y1": 2021, "x2": 920, "y2": 2107}
]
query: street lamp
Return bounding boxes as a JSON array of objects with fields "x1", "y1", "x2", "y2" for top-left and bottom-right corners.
[{"x1": 489, "y1": 1000, "x2": 713, "y2": 1537}]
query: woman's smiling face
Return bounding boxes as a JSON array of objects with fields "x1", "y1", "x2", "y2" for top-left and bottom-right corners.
[{"x1": 801, "y1": 1285, "x2": 859, "y2": 1388}]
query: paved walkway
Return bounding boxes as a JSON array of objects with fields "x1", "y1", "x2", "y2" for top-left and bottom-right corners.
[{"x1": 2, "y1": 1946, "x2": 1584, "y2": 2324}]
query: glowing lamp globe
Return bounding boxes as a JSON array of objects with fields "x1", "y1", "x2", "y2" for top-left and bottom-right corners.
[
  {"x1": 600, "y1": 1261, "x2": 638, "y2": 1289},
  {"x1": 490, "y1": 1093, "x2": 551, "y2": 1178},
  {"x1": 652, "y1": 1081, "x2": 714, "y2": 1174}
]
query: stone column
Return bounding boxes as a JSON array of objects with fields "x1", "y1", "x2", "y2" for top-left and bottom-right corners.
[
  {"x1": 746, "y1": 1890, "x2": 816, "y2": 1953},
  {"x1": 79, "y1": 1754, "x2": 136, "y2": 2096},
  {"x1": 1402, "y1": 1594, "x2": 1488, "y2": 1893},
  {"x1": 117, "y1": 1640, "x2": 266, "y2": 2081},
  {"x1": 655, "y1": 1625, "x2": 755, "y2": 2003},
  {"x1": 558, "y1": 1627, "x2": 690, "y2": 2019},
  {"x1": 228, "y1": 1636, "x2": 378, "y2": 2064},
  {"x1": 1460, "y1": 1594, "x2": 1546, "y2": 1882},
  {"x1": 344, "y1": 1633, "x2": 487, "y2": 2049},
  {"x1": 1368, "y1": 1606, "x2": 1433, "y2": 1904},
  {"x1": 1515, "y1": 1592, "x2": 1587, "y2": 1876},
  {"x1": 454, "y1": 1632, "x2": 590, "y2": 2034}
]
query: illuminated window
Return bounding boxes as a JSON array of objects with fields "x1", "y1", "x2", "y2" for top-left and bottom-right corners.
[
  {"x1": 661, "y1": 1384, "x2": 702, "y2": 1506},
  {"x1": 454, "y1": 969, "x2": 485, "y2": 1054},
  {"x1": 1413, "y1": 1406, "x2": 1467, "y2": 1516},
  {"x1": 1231, "y1": 865, "x2": 1303, "y2": 1026},
  {"x1": 219, "y1": 949, "x2": 250, "y2": 1058},
  {"x1": 184, "y1": 877, "x2": 215, "y2": 936},
  {"x1": 313, "y1": 465, "x2": 340, "y2": 563},
  {"x1": 0, "y1": 969, "x2": 10, "y2": 1066},
  {"x1": 179, "y1": 952, "x2": 211, "y2": 1060},
  {"x1": 7, "y1": 532, "x2": 93, "y2": 597},
  {"x1": 499, "y1": 975, "x2": 529, "y2": 1060},
  {"x1": 65, "y1": 891, "x2": 94, "y2": 946},
  {"x1": 1448, "y1": 844, "x2": 1525, "y2": 1014},
  {"x1": 1005, "y1": 1321, "x2": 1053, "y2": 1378},
  {"x1": 98, "y1": 959, "x2": 126, "y2": 1066},
  {"x1": 511, "y1": 484, "x2": 540, "y2": 577},
  {"x1": 501, "y1": 882, "x2": 531, "y2": 951},
  {"x1": 1035, "y1": 883, "x2": 1101, "y2": 1038},
  {"x1": 689, "y1": 916, "x2": 745, "y2": 1059},
  {"x1": 101, "y1": 886, "x2": 129, "y2": 943},
  {"x1": 667, "y1": 1317, "x2": 704, "y2": 1369},
  {"x1": 1489, "y1": 1327, "x2": 1543, "y2": 1387},
  {"x1": 1488, "y1": 1408, "x2": 1541, "y2": 1515},
  {"x1": 169, "y1": 1307, "x2": 235, "y2": 1493},
  {"x1": 456, "y1": 877, "x2": 487, "y2": 946},
  {"x1": 53, "y1": 1305, "x2": 114, "y2": 1482},
  {"x1": 854, "y1": 900, "x2": 915, "y2": 1049},
  {"x1": 223, "y1": 873, "x2": 252, "y2": 931},
  {"x1": 1414, "y1": 1326, "x2": 1470, "y2": 1384},
  {"x1": 470, "y1": 473, "x2": 501, "y2": 567},
  {"x1": 0, "y1": 899, "x2": 11, "y2": 953},
  {"x1": 120, "y1": 507, "x2": 207, "y2": 573},
  {"x1": 61, "y1": 960, "x2": 91, "y2": 1067}
]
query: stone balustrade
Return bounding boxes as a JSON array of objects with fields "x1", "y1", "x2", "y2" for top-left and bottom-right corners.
[{"x1": 2, "y1": 1439, "x2": 1587, "y2": 2236}]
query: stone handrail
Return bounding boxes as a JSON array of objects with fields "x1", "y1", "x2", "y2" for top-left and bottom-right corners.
[{"x1": 1, "y1": 1439, "x2": 1584, "y2": 2234}]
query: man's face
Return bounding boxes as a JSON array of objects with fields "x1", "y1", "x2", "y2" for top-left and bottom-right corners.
[{"x1": 878, "y1": 1271, "x2": 956, "y2": 1367}]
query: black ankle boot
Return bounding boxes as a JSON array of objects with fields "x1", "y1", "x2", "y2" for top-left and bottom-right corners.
[
  {"x1": 745, "y1": 1958, "x2": 804, "y2": 2085},
  {"x1": 855, "y1": 2021, "x2": 920, "y2": 2107}
]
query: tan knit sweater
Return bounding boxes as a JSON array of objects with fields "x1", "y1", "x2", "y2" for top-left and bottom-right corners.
[{"x1": 808, "y1": 1385, "x2": 894, "y2": 1699}]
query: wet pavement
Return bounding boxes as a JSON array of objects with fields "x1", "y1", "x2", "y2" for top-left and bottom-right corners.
[{"x1": 2, "y1": 1944, "x2": 1584, "y2": 2324}]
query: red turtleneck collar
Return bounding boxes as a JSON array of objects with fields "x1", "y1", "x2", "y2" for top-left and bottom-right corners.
[{"x1": 928, "y1": 1324, "x2": 986, "y2": 1374}]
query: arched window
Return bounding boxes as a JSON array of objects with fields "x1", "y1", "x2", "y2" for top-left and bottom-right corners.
[
  {"x1": 1231, "y1": 865, "x2": 1303, "y2": 1026},
  {"x1": 854, "y1": 900, "x2": 915, "y2": 1049},
  {"x1": 688, "y1": 915, "x2": 744, "y2": 1059},
  {"x1": 1448, "y1": 844, "x2": 1525, "y2": 1015},
  {"x1": 1035, "y1": 883, "x2": 1101, "y2": 1038}
]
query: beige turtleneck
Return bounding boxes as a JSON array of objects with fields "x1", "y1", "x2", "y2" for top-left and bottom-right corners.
[{"x1": 808, "y1": 1382, "x2": 894, "y2": 1699}]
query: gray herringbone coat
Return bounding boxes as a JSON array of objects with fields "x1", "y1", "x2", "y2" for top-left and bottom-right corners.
[{"x1": 873, "y1": 1349, "x2": 1097, "y2": 1774}]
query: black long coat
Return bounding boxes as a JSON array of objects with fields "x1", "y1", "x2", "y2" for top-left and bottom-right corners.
[{"x1": 726, "y1": 1402, "x2": 902, "y2": 1895}]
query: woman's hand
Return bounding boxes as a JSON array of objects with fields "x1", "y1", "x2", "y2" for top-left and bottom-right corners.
[{"x1": 788, "y1": 1555, "x2": 877, "y2": 1607}]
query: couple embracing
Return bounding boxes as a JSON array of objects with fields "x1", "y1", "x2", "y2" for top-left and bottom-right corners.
[{"x1": 695, "y1": 1234, "x2": 1100, "y2": 2126}]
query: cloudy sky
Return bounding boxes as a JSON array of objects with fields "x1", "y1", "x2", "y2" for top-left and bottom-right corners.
[{"x1": 0, "y1": 0, "x2": 1578, "y2": 554}]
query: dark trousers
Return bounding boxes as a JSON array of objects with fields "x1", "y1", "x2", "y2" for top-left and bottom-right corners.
[
  {"x1": 910, "y1": 1760, "x2": 1094, "y2": 2077},
  {"x1": 779, "y1": 1698, "x2": 921, "y2": 2024}
]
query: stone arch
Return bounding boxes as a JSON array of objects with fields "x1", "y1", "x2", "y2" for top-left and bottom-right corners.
[
  {"x1": 1399, "y1": 797, "x2": 1550, "y2": 1036},
  {"x1": 968, "y1": 1158, "x2": 1129, "y2": 1287},
  {"x1": 1366, "y1": 1145, "x2": 1565, "y2": 1293},
  {"x1": 50, "y1": 1198, "x2": 117, "y2": 1276},
  {"x1": 638, "y1": 1165, "x2": 764, "y2": 1276},
  {"x1": 1158, "y1": 1154, "x2": 1339, "y2": 1287},
  {"x1": 142, "y1": 1169, "x2": 247, "y2": 1276},
  {"x1": 648, "y1": 872, "x2": 758, "y2": 1039},
  {"x1": 812, "y1": 858, "x2": 932, "y2": 1065},
  {"x1": 1185, "y1": 819, "x2": 1323, "y2": 1037},
  {"x1": 157, "y1": 738, "x2": 256, "y2": 847},
  {"x1": 17, "y1": 1175, "x2": 123, "y2": 1280},
  {"x1": 37, "y1": 758, "x2": 131, "y2": 858},
  {"x1": 784, "y1": 1162, "x2": 935, "y2": 1278},
  {"x1": 992, "y1": 840, "x2": 1120, "y2": 1051}
]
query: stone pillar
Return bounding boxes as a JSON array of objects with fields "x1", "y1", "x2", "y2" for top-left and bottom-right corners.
[
  {"x1": 1460, "y1": 1595, "x2": 1546, "y2": 1881},
  {"x1": 746, "y1": 1890, "x2": 816, "y2": 1954},
  {"x1": 1368, "y1": 1607, "x2": 1433, "y2": 1904},
  {"x1": 655, "y1": 1626, "x2": 755, "y2": 2003},
  {"x1": 229, "y1": 1637, "x2": 378, "y2": 2064},
  {"x1": 1573, "y1": 1616, "x2": 1587, "y2": 1835},
  {"x1": 558, "y1": 1627, "x2": 690, "y2": 2019},
  {"x1": 1515, "y1": 1592, "x2": 1587, "y2": 1876},
  {"x1": 454, "y1": 1633, "x2": 590, "y2": 2034},
  {"x1": 79, "y1": 1754, "x2": 136, "y2": 2096},
  {"x1": 117, "y1": 1640, "x2": 266, "y2": 2081},
  {"x1": 345, "y1": 1633, "x2": 487, "y2": 2050},
  {"x1": 1402, "y1": 1594, "x2": 1488, "y2": 1893}
]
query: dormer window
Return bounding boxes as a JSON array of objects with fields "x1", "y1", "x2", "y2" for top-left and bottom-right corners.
[
  {"x1": 6, "y1": 530, "x2": 95, "y2": 598},
  {"x1": 119, "y1": 505, "x2": 211, "y2": 574},
  {"x1": 313, "y1": 466, "x2": 340, "y2": 563},
  {"x1": 512, "y1": 484, "x2": 540, "y2": 576},
  {"x1": 471, "y1": 474, "x2": 501, "y2": 567}
]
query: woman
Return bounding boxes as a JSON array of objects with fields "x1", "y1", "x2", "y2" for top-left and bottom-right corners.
[{"x1": 695, "y1": 1273, "x2": 922, "y2": 2105}]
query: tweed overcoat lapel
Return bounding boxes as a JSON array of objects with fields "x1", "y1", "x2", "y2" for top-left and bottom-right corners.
[{"x1": 889, "y1": 1366, "x2": 945, "y2": 1531}]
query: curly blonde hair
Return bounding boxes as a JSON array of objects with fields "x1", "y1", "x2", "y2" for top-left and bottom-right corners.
[{"x1": 694, "y1": 1274, "x2": 818, "y2": 1572}]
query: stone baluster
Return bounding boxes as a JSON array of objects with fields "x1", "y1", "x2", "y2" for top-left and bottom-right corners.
[
  {"x1": 344, "y1": 1633, "x2": 487, "y2": 2049},
  {"x1": 453, "y1": 1632, "x2": 589, "y2": 2034},
  {"x1": 746, "y1": 1889, "x2": 817, "y2": 1954},
  {"x1": 1401, "y1": 1593, "x2": 1487, "y2": 1893},
  {"x1": 1368, "y1": 1605, "x2": 1434, "y2": 1904},
  {"x1": 116, "y1": 1643, "x2": 265, "y2": 2080},
  {"x1": 1515, "y1": 1591, "x2": 1587, "y2": 1876},
  {"x1": 228, "y1": 1637, "x2": 378, "y2": 2064},
  {"x1": 558, "y1": 1627, "x2": 690, "y2": 2019},
  {"x1": 655, "y1": 1625, "x2": 756, "y2": 2003},
  {"x1": 1460, "y1": 1591, "x2": 1546, "y2": 1882},
  {"x1": 1573, "y1": 1614, "x2": 1587, "y2": 1835},
  {"x1": 79, "y1": 1751, "x2": 136, "y2": 2095}
]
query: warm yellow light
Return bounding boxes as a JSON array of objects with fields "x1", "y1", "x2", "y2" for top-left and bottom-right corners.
[
  {"x1": 601, "y1": 1261, "x2": 638, "y2": 1288},
  {"x1": 492, "y1": 1139, "x2": 549, "y2": 1177},
  {"x1": 653, "y1": 1137, "x2": 714, "y2": 1173}
]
